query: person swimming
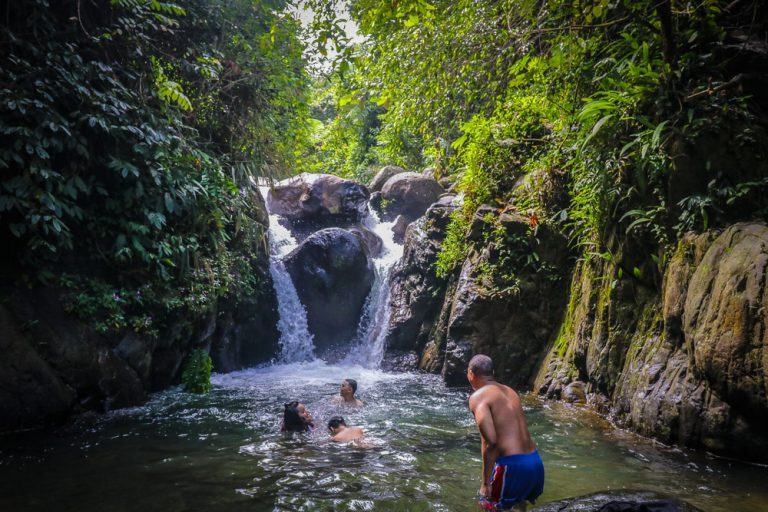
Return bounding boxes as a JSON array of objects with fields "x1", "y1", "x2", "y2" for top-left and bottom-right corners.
[
  {"x1": 332, "y1": 378, "x2": 364, "y2": 406},
  {"x1": 281, "y1": 401, "x2": 315, "y2": 432},
  {"x1": 327, "y1": 416, "x2": 364, "y2": 442}
]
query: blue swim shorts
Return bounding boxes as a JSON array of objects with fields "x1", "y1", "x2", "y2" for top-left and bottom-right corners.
[{"x1": 483, "y1": 450, "x2": 545, "y2": 510}]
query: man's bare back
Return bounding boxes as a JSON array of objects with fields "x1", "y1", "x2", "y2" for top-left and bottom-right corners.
[
  {"x1": 469, "y1": 382, "x2": 536, "y2": 457},
  {"x1": 331, "y1": 425, "x2": 364, "y2": 442}
]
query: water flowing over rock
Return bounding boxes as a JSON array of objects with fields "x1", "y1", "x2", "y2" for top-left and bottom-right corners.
[
  {"x1": 266, "y1": 173, "x2": 369, "y2": 237},
  {"x1": 284, "y1": 228, "x2": 375, "y2": 354},
  {"x1": 380, "y1": 172, "x2": 444, "y2": 222},
  {"x1": 368, "y1": 165, "x2": 407, "y2": 193}
]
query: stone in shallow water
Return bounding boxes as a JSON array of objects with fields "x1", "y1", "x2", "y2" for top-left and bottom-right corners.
[
  {"x1": 532, "y1": 490, "x2": 703, "y2": 511},
  {"x1": 284, "y1": 228, "x2": 374, "y2": 354}
]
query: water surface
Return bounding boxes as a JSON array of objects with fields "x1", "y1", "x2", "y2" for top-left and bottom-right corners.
[{"x1": 1, "y1": 362, "x2": 766, "y2": 511}]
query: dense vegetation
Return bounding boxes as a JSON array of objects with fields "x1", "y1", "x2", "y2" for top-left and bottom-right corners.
[
  {"x1": 1, "y1": 0, "x2": 310, "y2": 332},
  {"x1": 306, "y1": 0, "x2": 768, "y2": 283},
  {"x1": 2, "y1": 0, "x2": 767, "y2": 340}
]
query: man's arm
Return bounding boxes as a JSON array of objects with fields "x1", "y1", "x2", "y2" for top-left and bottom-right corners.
[{"x1": 472, "y1": 400, "x2": 498, "y2": 494}]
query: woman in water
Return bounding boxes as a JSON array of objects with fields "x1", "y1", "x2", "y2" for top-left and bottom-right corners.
[{"x1": 281, "y1": 401, "x2": 315, "y2": 432}]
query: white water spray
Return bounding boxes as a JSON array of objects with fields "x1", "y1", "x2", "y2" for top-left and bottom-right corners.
[
  {"x1": 261, "y1": 187, "x2": 315, "y2": 363},
  {"x1": 343, "y1": 210, "x2": 404, "y2": 368}
]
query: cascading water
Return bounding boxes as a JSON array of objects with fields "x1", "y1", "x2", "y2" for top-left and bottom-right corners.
[
  {"x1": 261, "y1": 183, "x2": 403, "y2": 367},
  {"x1": 343, "y1": 210, "x2": 404, "y2": 368},
  {"x1": 261, "y1": 186, "x2": 315, "y2": 363}
]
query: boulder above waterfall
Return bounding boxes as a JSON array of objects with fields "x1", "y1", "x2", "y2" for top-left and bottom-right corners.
[
  {"x1": 284, "y1": 228, "x2": 375, "y2": 355},
  {"x1": 380, "y1": 172, "x2": 444, "y2": 222},
  {"x1": 368, "y1": 165, "x2": 407, "y2": 193},
  {"x1": 266, "y1": 173, "x2": 370, "y2": 233}
]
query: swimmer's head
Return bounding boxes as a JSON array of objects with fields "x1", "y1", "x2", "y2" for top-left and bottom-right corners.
[
  {"x1": 467, "y1": 354, "x2": 494, "y2": 389},
  {"x1": 341, "y1": 378, "x2": 357, "y2": 398},
  {"x1": 327, "y1": 415, "x2": 346, "y2": 434},
  {"x1": 282, "y1": 401, "x2": 312, "y2": 432}
]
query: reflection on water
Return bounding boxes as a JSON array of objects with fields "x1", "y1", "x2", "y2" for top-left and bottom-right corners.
[{"x1": 0, "y1": 361, "x2": 766, "y2": 511}]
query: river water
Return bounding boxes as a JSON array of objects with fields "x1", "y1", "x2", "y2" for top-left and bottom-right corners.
[{"x1": 1, "y1": 361, "x2": 766, "y2": 511}]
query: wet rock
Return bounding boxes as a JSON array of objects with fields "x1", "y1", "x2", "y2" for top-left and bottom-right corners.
[
  {"x1": 535, "y1": 221, "x2": 768, "y2": 463},
  {"x1": 683, "y1": 223, "x2": 768, "y2": 416},
  {"x1": 210, "y1": 294, "x2": 280, "y2": 373},
  {"x1": 385, "y1": 201, "x2": 458, "y2": 356},
  {"x1": 532, "y1": 490, "x2": 703, "y2": 511},
  {"x1": 285, "y1": 228, "x2": 374, "y2": 353},
  {"x1": 441, "y1": 215, "x2": 571, "y2": 387},
  {"x1": 348, "y1": 224, "x2": 384, "y2": 257},
  {"x1": 368, "y1": 165, "x2": 407, "y2": 193},
  {"x1": 381, "y1": 350, "x2": 420, "y2": 372},
  {"x1": 380, "y1": 172, "x2": 444, "y2": 222},
  {"x1": 563, "y1": 381, "x2": 587, "y2": 404},
  {"x1": 266, "y1": 173, "x2": 369, "y2": 236},
  {"x1": 0, "y1": 303, "x2": 77, "y2": 431},
  {"x1": 391, "y1": 214, "x2": 410, "y2": 244}
]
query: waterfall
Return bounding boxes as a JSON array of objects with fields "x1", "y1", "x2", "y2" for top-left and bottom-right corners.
[
  {"x1": 262, "y1": 188, "x2": 315, "y2": 363},
  {"x1": 261, "y1": 186, "x2": 404, "y2": 368},
  {"x1": 343, "y1": 210, "x2": 404, "y2": 368}
]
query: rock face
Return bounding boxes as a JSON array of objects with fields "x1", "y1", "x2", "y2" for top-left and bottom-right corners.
[
  {"x1": 385, "y1": 200, "x2": 458, "y2": 361},
  {"x1": 384, "y1": 204, "x2": 571, "y2": 385},
  {"x1": 267, "y1": 173, "x2": 369, "y2": 236},
  {"x1": 533, "y1": 490, "x2": 703, "y2": 511},
  {"x1": 380, "y1": 172, "x2": 443, "y2": 222},
  {"x1": 0, "y1": 186, "x2": 280, "y2": 432},
  {"x1": 535, "y1": 222, "x2": 768, "y2": 462},
  {"x1": 285, "y1": 228, "x2": 375, "y2": 354},
  {"x1": 368, "y1": 165, "x2": 407, "y2": 193},
  {"x1": 439, "y1": 213, "x2": 571, "y2": 386}
]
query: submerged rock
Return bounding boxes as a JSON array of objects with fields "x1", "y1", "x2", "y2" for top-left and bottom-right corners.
[
  {"x1": 284, "y1": 228, "x2": 374, "y2": 353},
  {"x1": 532, "y1": 490, "x2": 703, "y2": 511}
]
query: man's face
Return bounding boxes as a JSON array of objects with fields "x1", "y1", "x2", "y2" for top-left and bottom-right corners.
[
  {"x1": 297, "y1": 404, "x2": 312, "y2": 423},
  {"x1": 467, "y1": 369, "x2": 477, "y2": 390},
  {"x1": 328, "y1": 425, "x2": 341, "y2": 436},
  {"x1": 340, "y1": 380, "x2": 353, "y2": 398}
]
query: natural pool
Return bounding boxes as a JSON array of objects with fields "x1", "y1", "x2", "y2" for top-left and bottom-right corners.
[{"x1": 1, "y1": 361, "x2": 766, "y2": 511}]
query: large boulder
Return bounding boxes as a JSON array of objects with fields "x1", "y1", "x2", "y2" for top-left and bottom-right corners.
[
  {"x1": 385, "y1": 200, "x2": 457, "y2": 356},
  {"x1": 441, "y1": 214, "x2": 571, "y2": 386},
  {"x1": 266, "y1": 173, "x2": 369, "y2": 236},
  {"x1": 284, "y1": 228, "x2": 375, "y2": 354},
  {"x1": 683, "y1": 223, "x2": 768, "y2": 416},
  {"x1": 368, "y1": 165, "x2": 407, "y2": 193},
  {"x1": 380, "y1": 172, "x2": 443, "y2": 222}
]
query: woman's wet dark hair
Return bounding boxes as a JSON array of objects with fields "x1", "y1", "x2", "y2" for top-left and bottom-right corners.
[
  {"x1": 328, "y1": 416, "x2": 346, "y2": 429},
  {"x1": 282, "y1": 401, "x2": 309, "y2": 432},
  {"x1": 344, "y1": 378, "x2": 358, "y2": 394}
]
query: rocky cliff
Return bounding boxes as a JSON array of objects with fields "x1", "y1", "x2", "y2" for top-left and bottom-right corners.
[
  {"x1": 0, "y1": 186, "x2": 279, "y2": 432},
  {"x1": 383, "y1": 195, "x2": 768, "y2": 462}
]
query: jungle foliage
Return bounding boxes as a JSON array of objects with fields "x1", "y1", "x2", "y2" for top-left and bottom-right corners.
[
  {"x1": 307, "y1": 0, "x2": 768, "y2": 281},
  {"x1": 1, "y1": 0, "x2": 311, "y2": 331}
]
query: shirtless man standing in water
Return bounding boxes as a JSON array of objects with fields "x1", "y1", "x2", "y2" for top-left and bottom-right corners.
[{"x1": 467, "y1": 354, "x2": 544, "y2": 510}]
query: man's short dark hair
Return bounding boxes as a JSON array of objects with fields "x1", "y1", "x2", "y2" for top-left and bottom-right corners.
[
  {"x1": 344, "y1": 378, "x2": 358, "y2": 394},
  {"x1": 328, "y1": 416, "x2": 346, "y2": 429},
  {"x1": 468, "y1": 354, "x2": 494, "y2": 377}
]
